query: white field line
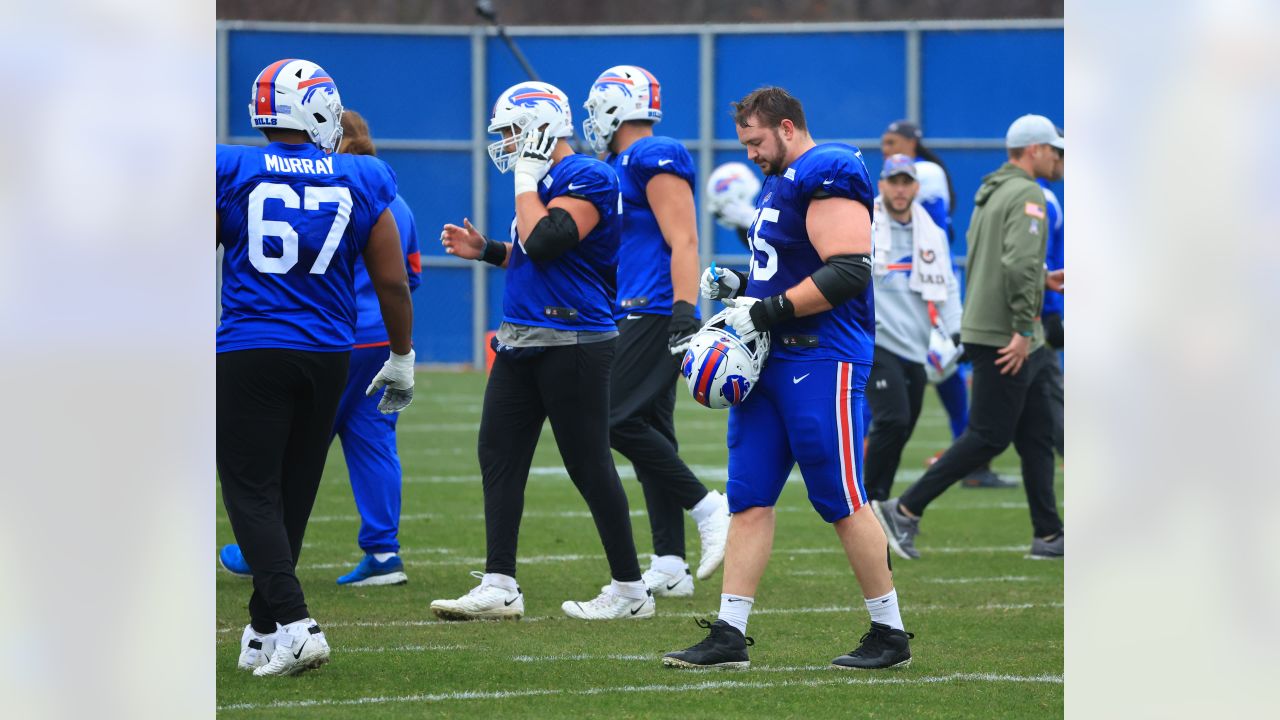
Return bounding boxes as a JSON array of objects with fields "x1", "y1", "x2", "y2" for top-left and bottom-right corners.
[
  {"x1": 215, "y1": 601, "x2": 1062, "y2": 636},
  {"x1": 511, "y1": 653, "x2": 653, "y2": 662},
  {"x1": 216, "y1": 672, "x2": 1063, "y2": 711},
  {"x1": 783, "y1": 570, "x2": 1039, "y2": 585},
  {"x1": 343, "y1": 644, "x2": 468, "y2": 653}
]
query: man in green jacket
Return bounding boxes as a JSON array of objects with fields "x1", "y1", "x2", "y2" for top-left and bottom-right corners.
[{"x1": 872, "y1": 114, "x2": 1066, "y2": 560}]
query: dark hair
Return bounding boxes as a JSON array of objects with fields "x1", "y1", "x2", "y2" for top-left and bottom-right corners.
[
  {"x1": 731, "y1": 86, "x2": 807, "y2": 132},
  {"x1": 340, "y1": 109, "x2": 377, "y2": 156}
]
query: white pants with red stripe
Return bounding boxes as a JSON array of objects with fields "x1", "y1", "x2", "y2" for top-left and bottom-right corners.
[{"x1": 726, "y1": 358, "x2": 870, "y2": 522}]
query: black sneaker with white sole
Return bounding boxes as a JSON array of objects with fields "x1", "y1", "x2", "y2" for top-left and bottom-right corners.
[
  {"x1": 831, "y1": 622, "x2": 914, "y2": 669},
  {"x1": 662, "y1": 618, "x2": 754, "y2": 669}
]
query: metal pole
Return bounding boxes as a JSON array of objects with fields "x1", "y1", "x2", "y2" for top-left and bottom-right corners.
[
  {"x1": 698, "y1": 29, "x2": 716, "y2": 322},
  {"x1": 906, "y1": 25, "x2": 922, "y2": 124},
  {"x1": 217, "y1": 26, "x2": 229, "y2": 143},
  {"x1": 471, "y1": 27, "x2": 489, "y2": 371}
]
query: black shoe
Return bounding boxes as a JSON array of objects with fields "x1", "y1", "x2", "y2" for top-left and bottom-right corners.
[
  {"x1": 962, "y1": 466, "x2": 1018, "y2": 489},
  {"x1": 832, "y1": 622, "x2": 914, "y2": 669},
  {"x1": 662, "y1": 618, "x2": 754, "y2": 669}
]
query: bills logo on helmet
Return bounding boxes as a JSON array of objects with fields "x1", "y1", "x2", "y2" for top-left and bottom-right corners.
[
  {"x1": 508, "y1": 86, "x2": 564, "y2": 112},
  {"x1": 722, "y1": 375, "x2": 750, "y2": 406},
  {"x1": 298, "y1": 67, "x2": 337, "y2": 104},
  {"x1": 681, "y1": 349, "x2": 695, "y2": 379},
  {"x1": 593, "y1": 72, "x2": 634, "y2": 97},
  {"x1": 683, "y1": 307, "x2": 770, "y2": 410}
]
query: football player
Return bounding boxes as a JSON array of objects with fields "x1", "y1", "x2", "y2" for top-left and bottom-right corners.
[
  {"x1": 217, "y1": 59, "x2": 415, "y2": 676},
  {"x1": 582, "y1": 65, "x2": 730, "y2": 597},
  {"x1": 431, "y1": 82, "x2": 653, "y2": 621},
  {"x1": 217, "y1": 109, "x2": 422, "y2": 588},
  {"x1": 664, "y1": 87, "x2": 912, "y2": 670}
]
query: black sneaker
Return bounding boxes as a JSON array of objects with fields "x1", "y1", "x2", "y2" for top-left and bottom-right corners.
[
  {"x1": 831, "y1": 622, "x2": 914, "y2": 669},
  {"x1": 962, "y1": 466, "x2": 1018, "y2": 488},
  {"x1": 662, "y1": 618, "x2": 754, "y2": 669}
]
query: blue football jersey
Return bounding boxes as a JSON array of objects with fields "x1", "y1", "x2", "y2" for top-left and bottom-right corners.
[
  {"x1": 352, "y1": 194, "x2": 422, "y2": 346},
  {"x1": 1038, "y1": 178, "x2": 1064, "y2": 315},
  {"x1": 503, "y1": 153, "x2": 621, "y2": 332},
  {"x1": 745, "y1": 143, "x2": 876, "y2": 364},
  {"x1": 217, "y1": 142, "x2": 398, "y2": 352},
  {"x1": 609, "y1": 135, "x2": 699, "y2": 319}
]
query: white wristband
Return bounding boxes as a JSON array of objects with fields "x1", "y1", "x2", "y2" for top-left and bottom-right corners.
[{"x1": 387, "y1": 348, "x2": 415, "y2": 372}]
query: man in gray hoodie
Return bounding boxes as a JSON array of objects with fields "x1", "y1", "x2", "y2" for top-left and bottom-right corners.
[{"x1": 873, "y1": 115, "x2": 1066, "y2": 561}]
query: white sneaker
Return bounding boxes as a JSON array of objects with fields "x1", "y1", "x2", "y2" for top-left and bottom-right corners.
[
  {"x1": 643, "y1": 561, "x2": 694, "y2": 598},
  {"x1": 562, "y1": 587, "x2": 655, "y2": 620},
  {"x1": 430, "y1": 571, "x2": 524, "y2": 621},
  {"x1": 236, "y1": 625, "x2": 277, "y2": 671},
  {"x1": 695, "y1": 491, "x2": 731, "y2": 580},
  {"x1": 253, "y1": 619, "x2": 329, "y2": 677}
]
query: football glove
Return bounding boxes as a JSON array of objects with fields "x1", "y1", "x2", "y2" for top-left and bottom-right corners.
[
  {"x1": 714, "y1": 201, "x2": 757, "y2": 231},
  {"x1": 513, "y1": 127, "x2": 557, "y2": 196},
  {"x1": 700, "y1": 264, "x2": 747, "y2": 301},
  {"x1": 721, "y1": 296, "x2": 762, "y2": 342},
  {"x1": 667, "y1": 301, "x2": 701, "y2": 356},
  {"x1": 365, "y1": 349, "x2": 416, "y2": 414}
]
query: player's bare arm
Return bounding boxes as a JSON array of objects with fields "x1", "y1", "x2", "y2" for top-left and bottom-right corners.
[
  {"x1": 363, "y1": 207, "x2": 414, "y2": 356},
  {"x1": 784, "y1": 196, "x2": 873, "y2": 316},
  {"x1": 646, "y1": 173, "x2": 700, "y2": 306}
]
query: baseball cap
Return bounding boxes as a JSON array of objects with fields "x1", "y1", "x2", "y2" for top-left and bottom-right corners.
[
  {"x1": 884, "y1": 119, "x2": 922, "y2": 140},
  {"x1": 881, "y1": 153, "x2": 917, "y2": 180},
  {"x1": 1006, "y1": 114, "x2": 1065, "y2": 149}
]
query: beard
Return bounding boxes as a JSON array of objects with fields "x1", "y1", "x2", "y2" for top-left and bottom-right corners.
[{"x1": 754, "y1": 128, "x2": 787, "y2": 175}]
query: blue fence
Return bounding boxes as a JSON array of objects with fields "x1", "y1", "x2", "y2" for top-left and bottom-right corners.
[{"x1": 217, "y1": 20, "x2": 1063, "y2": 365}]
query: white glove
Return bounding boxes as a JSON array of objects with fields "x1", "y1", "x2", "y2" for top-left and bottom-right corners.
[
  {"x1": 721, "y1": 296, "x2": 762, "y2": 342},
  {"x1": 715, "y1": 201, "x2": 757, "y2": 231},
  {"x1": 700, "y1": 264, "x2": 745, "y2": 301},
  {"x1": 365, "y1": 349, "x2": 415, "y2": 414},
  {"x1": 513, "y1": 128, "x2": 557, "y2": 197}
]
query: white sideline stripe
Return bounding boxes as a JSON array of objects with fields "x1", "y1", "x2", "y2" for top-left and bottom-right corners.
[
  {"x1": 783, "y1": 570, "x2": 1039, "y2": 584},
  {"x1": 344, "y1": 644, "x2": 468, "y2": 653},
  {"x1": 511, "y1": 653, "x2": 652, "y2": 662},
  {"x1": 216, "y1": 672, "x2": 1063, "y2": 711},
  {"x1": 215, "y1": 601, "x2": 1062, "y2": 636}
]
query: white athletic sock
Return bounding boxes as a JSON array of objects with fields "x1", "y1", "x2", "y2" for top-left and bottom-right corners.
[
  {"x1": 652, "y1": 554, "x2": 688, "y2": 575},
  {"x1": 865, "y1": 589, "x2": 904, "y2": 631},
  {"x1": 690, "y1": 490, "x2": 725, "y2": 525},
  {"x1": 718, "y1": 593, "x2": 754, "y2": 635},
  {"x1": 372, "y1": 552, "x2": 396, "y2": 563},
  {"x1": 611, "y1": 579, "x2": 649, "y2": 600},
  {"x1": 482, "y1": 572, "x2": 518, "y2": 592}
]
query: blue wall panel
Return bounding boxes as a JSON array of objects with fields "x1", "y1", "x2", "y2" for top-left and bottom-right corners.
[
  {"x1": 922, "y1": 30, "x2": 1064, "y2": 138},
  {"x1": 715, "y1": 33, "x2": 906, "y2": 140},
  {"x1": 378, "y1": 149, "x2": 471, "y2": 257},
  {"x1": 227, "y1": 32, "x2": 471, "y2": 140},
  {"x1": 485, "y1": 34, "x2": 701, "y2": 140},
  {"x1": 413, "y1": 267, "x2": 473, "y2": 363}
]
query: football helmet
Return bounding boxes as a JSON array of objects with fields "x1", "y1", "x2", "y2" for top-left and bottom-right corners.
[
  {"x1": 582, "y1": 65, "x2": 663, "y2": 154},
  {"x1": 248, "y1": 58, "x2": 344, "y2": 153},
  {"x1": 680, "y1": 308, "x2": 771, "y2": 409},
  {"x1": 488, "y1": 82, "x2": 574, "y2": 173},
  {"x1": 925, "y1": 324, "x2": 961, "y2": 384},
  {"x1": 705, "y1": 162, "x2": 762, "y2": 230}
]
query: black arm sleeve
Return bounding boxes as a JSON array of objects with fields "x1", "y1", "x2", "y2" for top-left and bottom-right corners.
[
  {"x1": 810, "y1": 253, "x2": 873, "y2": 306},
  {"x1": 522, "y1": 207, "x2": 580, "y2": 262}
]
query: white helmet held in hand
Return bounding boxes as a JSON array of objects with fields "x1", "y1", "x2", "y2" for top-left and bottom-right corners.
[
  {"x1": 680, "y1": 308, "x2": 771, "y2": 409},
  {"x1": 705, "y1": 162, "x2": 763, "y2": 229},
  {"x1": 248, "y1": 58, "x2": 344, "y2": 153},
  {"x1": 488, "y1": 82, "x2": 574, "y2": 173},
  {"x1": 582, "y1": 65, "x2": 663, "y2": 154}
]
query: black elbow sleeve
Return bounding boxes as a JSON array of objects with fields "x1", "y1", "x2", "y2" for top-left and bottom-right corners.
[
  {"x1": 810, "y1": 253, "x2": 872, "y2": 306},
  {"x1": 523, "y1": 207, "x2": 580, "y2": 262}
]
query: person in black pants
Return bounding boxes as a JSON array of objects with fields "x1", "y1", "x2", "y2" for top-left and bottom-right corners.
[
  {"x1": 431, "y1": 82, "x2": 653, "y2": 622},
  {"x1": 583, "y1": 65, "x2": 731, "y2": 596}
]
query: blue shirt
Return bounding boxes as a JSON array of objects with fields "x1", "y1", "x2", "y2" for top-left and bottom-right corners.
[
  {"x1": 503, "y1": 153, "x2": 621, "y2": 332},
  {"x1": 746, "y1": 143, "x2": 876, "y2": 364},
  {"x1": 1037, "y1": 178, "x2": 1064, "y2": 315},
  {"x1": 352, "y1": 194, "x2": 422, "y2": 346},
  {"x1": 217, "y1": 142, "x2": 398, "y2": 352},
  {"x1": 608, "y1": 135, "x2": 699, "y2": 319}
]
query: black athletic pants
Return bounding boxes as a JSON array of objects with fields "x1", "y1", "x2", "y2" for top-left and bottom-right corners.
[
  {"x1": 217, "y1": 349, "x2": 349, "y2": 633},
  {"x1": 900, "y1": 344, "x2": 1063, "y2": 538},
  {"x1": 609, "y1": 314, "x2": 709, "y2": 559},
  {"x1": 864, "y1": 346, "x2": 928, "y2": 502},
  {"x1": 479, "y1": 339, "x2": 642, "y2": 582}
]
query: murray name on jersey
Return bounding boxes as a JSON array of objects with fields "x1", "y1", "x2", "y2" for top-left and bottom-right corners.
[
  {"x1": 745, "y1": 143, "x2": 876, "y2": 364},
  {"x1": 262, "y1": 153, "x2": 337, "y2": 175}
]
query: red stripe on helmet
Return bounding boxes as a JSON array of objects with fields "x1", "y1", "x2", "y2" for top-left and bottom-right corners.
[
  {"x1": 694, "y1": 341, "x2": 728, "y2": 406},
  {"x1": 636, "y1": 67, "x2": 661, "y2": 110},
  {"x1": 255, "y1": 59, "x2": 292, "y2": 117},
  {"x1": 297, "y1": 76, "x2": 334, "y2": 89}
]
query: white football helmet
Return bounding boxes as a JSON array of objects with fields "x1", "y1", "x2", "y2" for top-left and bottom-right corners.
[
  {"x1": 706, "y1": 162, "x2": 762, "y2": 230},
  {"x1": 248, "y1": 58, "x2": 344, "y2": 153},
  {"x1": 925, "y1": 324, "x2": 962, "y2": 384},
  {"x1": 582, "y1": 65, "x2": 663, "y2": 154},
  {"x1": 680, "y1": 308, "x2": 771, "y2": 409},
  {"x1": 488, "y1": 82, "x2": 574, "y2": 173}
]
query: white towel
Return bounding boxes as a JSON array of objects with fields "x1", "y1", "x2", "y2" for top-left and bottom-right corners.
[{"x1": 871, "y1": 196, "x2": 951, "y2": 302}]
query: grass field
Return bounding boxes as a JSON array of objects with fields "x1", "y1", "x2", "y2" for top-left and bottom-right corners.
[{"x1": 216, "y1": 369, "x2": 1064, "y2": 718}]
